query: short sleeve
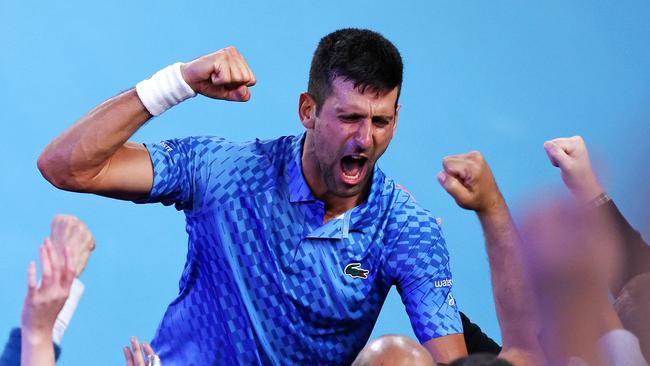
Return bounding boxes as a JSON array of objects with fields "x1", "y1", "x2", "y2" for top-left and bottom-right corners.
[
  {"x1": 134, "y1": 136, "x2": 229, "y2": 211},
  {"x1": 386, "y1": 207, "x2": 462, "y2": 343}
]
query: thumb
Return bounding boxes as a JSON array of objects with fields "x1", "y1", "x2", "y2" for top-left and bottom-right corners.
[
  {"x1": 543, "y1": 141, "x2": 570, "y2": 168},
  {"x1": 226, "y1": 85, "x2": 250, "y2": 102}
]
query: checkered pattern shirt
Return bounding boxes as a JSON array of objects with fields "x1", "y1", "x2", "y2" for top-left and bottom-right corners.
[{"x1": 139, "y1": 133, "x2": 461, "y2": 365}]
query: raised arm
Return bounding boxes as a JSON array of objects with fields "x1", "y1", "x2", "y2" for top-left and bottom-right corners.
[
  {"x1": 544, "y1": 136, "x2": 650, "y2": 295},
  {"x1": 437, "y1": 151, "x2": 543, "y2": 365},
  {"x1": 37, "y1": 47, "x2": 255, "y2": 201},
  {"x1": 20, "y1": 240, "x2": 75, "y2": 366}
]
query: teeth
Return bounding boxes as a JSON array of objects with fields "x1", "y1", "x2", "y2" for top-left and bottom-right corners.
[{"x1": 344, "y1": 171, "x2": 361, "y2": 178}]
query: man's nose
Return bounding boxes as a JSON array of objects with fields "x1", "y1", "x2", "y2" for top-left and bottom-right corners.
[{"x1": 354, "y1": 119, "x2": 373, "y2": 150}]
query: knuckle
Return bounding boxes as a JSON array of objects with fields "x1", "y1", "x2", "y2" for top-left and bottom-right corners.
[{"x1": 468, "y1": 150, "x2": 482, "y2": 159}]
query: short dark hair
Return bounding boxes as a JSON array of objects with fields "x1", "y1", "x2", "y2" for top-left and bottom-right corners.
[{"x1": 308, "y1": 28, "x2": 403, "y2": 114}]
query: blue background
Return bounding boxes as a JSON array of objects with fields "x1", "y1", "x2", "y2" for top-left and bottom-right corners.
[{"x1": 1, "y1": 1, "x2": 649, "y2": 364}]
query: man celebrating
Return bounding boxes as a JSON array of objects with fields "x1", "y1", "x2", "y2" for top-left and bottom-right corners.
[{"x1": 38, "y1": 29, "x2": 466, "y2": 364}]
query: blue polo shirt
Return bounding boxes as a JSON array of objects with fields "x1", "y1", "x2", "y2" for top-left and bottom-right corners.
[{"x1": 140, "y1": 133, "x2": 461, "y2": 365}]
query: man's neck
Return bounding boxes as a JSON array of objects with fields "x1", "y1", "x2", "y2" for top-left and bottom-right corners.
[{"x1": 321, "y1": 194, "x2": 366, "y2": 223}]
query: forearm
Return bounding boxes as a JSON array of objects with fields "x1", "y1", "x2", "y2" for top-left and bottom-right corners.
[
  {"x1": 20, "y1": 330, "x2": 55, "y2": 366},
  {"x1": 476, "y1": 197, "x2": 540, "y2": 351},
  {"x1": 604, "y1": 200, "x2": 650, "y2": 295},
  {"x1": 37, "y1": 89, "x2": 151, "y2": 191}
]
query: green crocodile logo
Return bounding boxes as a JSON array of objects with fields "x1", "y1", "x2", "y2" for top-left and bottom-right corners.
[{"x1": 344, "y1": 263, "x2": 369, "y2": 279}]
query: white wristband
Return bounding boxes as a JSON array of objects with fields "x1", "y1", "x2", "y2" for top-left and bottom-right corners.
[
  {"x1": 52, "y1": 278, "x2": 85, "y2": 345},
  {"x1": 135, "y1": 62, "x2": 197, "y2": 116}
]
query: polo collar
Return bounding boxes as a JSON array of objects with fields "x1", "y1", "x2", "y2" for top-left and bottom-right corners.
[{"x1": 286, "y1": 133, "x2": 315, "y2": 203}]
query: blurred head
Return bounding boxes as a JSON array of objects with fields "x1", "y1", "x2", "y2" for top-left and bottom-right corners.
[
  {"x1": 299, "y1": 29, "x2": 403, "y2": 201},
  {"x1": 519, "y1": 191, "x2": 624, "y2": 364},
  {"x1": 352, "y1": 335, "x2": 435, "y2": 366},
  {"x1": 519, "y1": 191, "x2": 622, "y2": 292}
]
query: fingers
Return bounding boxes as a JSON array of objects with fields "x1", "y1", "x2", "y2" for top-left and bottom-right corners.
[
  {"x1": 123, "y1": 346, "x2": 135, "y2": 366},
  {"x1": 546, "y1": 136, "x2": 583, "y2": 155},
  {"x1": 442, "y1": 156, "x2": 474, "y2": 184},
  {"x1": 227, "y1": 85, "x2": 250, "y2": 102},
  {"x1": 142, "y1": 342, "x2": 155, "y2": 357},
  {"x1": 210, "y1": 55, "x2": 232, "y2": 86},
  {"x1": 543, "y1": 141, "x2": 570, "y2": 168},
  {"x1": 210, "y1": 48, "x2": 253, "y2": 85},
  {"x1": 226, "y1": 47, "x2": 256, "y2": 86},
  {"x1": 210, "y1": 47, "x2": 255, "y2": 102},
  {"x1": 61, "y1": 246, "x2": 76, "y2": 288},
  {"x1": 441, "y1": 151, "x2": 485, "y2": 186},
  {"x1": 130, "y1": 336, "x2": 147, "y2": 366},
  {"x1": 49, "y1": 214, "x2": 95, "y2": 277},
  {"x1": 45, "y1": 239, "x2": 63, "y2": 288},
  {"x1": 39, "y1": 240, "x2": 52, "y2": 288},
  {"x1": 438, "y1": 151, "x2": 502, "y2": 212},
  {"x1": 543, "y1": 136, "x2": 585, "y2": 168},
  {"x1": 184, "y1": 46, "x2": 257, "y2": 102},
  {"x1": 27, "y1": 261, "x2": 37, "y2": 293},
  {"x1": 437, "y1": 171, "x2": 472, "y2": 204},
  {"x1": 50, "y1": 214, "x2": 82, "y2": 250},
  {"x1": 36, "y1": 239, "x2": 75, "y2": 299}
]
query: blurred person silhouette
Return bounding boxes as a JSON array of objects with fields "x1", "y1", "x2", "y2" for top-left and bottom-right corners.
[
  {"x1": 0, "y1": 215, "x2": 95, "y2": 366},
  {"x1": 520, "y1": 192, "x2": 647, "y2": 365},
  {"x1": 543, "y1": 136, "x2": 650, "y2": 295},
  {"x1": 544, "y1": 136, "x2": 650, "y2": 360}
]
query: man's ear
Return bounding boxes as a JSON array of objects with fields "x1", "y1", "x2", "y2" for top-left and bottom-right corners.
[
  {"x1": 393, "y1": 104, "x2": 401, "y2": 133},
  {"x1": 298, "y1": 92, "x2": 317, "y2": 129}
]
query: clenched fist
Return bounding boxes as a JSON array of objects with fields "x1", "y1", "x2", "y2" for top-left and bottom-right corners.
[
  {"x1": 437, "y1": 151, "x2": 503, "y2": 213},
  {"x1": 50, "y1": 215, "x2": 95, "y2": 277},
  {"x1": 181, "y1": 46, "x2": 256, "y2": 102},
  {"x1": 543, "y1": 136, "x2": 603, "y2": 203}
]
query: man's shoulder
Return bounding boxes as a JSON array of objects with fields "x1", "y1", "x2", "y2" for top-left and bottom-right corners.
[
  {"x1": 375, "y1": 175, "x2": 444, "y2": 239},
  {"x1": 378, "y1": 175, "x2": 437, "y2": 220},
  {"x1": 155, "y1": 134, "x2": 297, "y2": 166},
  {"x1": 170, "y1": 134, "x2": 294, "y2": 154}
]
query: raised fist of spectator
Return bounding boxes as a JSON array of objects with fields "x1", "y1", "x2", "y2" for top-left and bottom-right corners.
[
  {"x1": 49, "y1": 214, "x2": 96, "y2": 277},
  {"x1": 543, "y1": 136, "x2": 604, "y2": 203}
]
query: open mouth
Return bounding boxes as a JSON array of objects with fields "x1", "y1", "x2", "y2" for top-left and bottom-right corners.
[{"x1": 340, "y1": 155, "x2": 368, "y2": 185}]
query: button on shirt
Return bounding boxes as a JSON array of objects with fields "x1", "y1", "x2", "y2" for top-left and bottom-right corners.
[{"x1": 139, "y1": 133, "x2": 461, "y2": 365}]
